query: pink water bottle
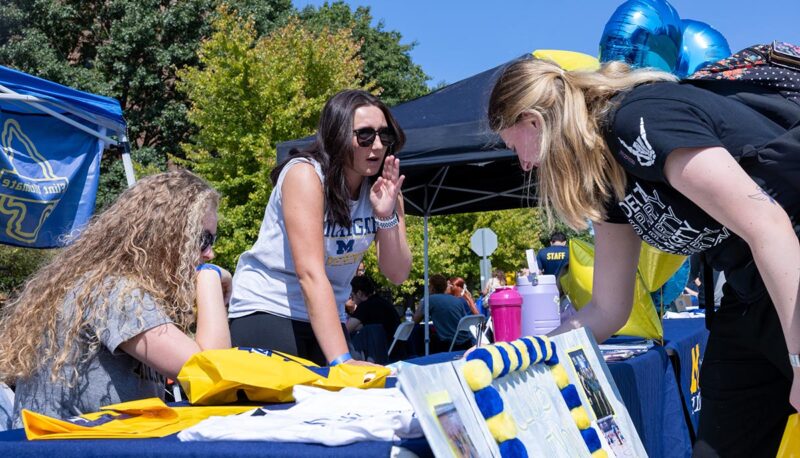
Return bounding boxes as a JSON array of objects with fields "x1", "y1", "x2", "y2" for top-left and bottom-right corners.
[
  {"x1": 489, "y1": 287, "x2": 523, "y2": 342},
  {"x1": 517, "y1": 274, "x2": 561, "y2": 336}
]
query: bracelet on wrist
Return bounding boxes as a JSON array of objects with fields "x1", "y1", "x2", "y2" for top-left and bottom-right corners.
[
  {"x1": 375, "y1": 212, "x2": 399, "y2": 230},
  {"x1": 329, "y1": 352, "x2": 353, "y2": 366}
]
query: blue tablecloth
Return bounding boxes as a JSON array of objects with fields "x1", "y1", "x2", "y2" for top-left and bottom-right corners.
[
  {"x1": 0, "y1": 319, "x2": 707, "y2": 458},
  {"x1": 662, "y1": 318, "x2": 709, "y2": 437}
]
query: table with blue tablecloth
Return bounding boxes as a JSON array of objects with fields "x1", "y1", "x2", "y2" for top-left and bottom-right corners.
[{"x1": 0, "y1": 319, "x2": 707, "y2": 457}]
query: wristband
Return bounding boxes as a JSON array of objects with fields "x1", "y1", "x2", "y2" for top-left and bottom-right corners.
[
  {"x1": 375, "y1": 212, "x2": 399, "y2": 230},
  {"x1": 790, "y1": 353, "x2": 800, "y2": 368},
  {"x1": 329, "y1": 352, "x2": 353, "y2": 366}
]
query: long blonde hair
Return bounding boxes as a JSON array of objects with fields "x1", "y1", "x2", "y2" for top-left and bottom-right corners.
[
  {"x1": 488, "y1": 58, "x2": 677, "y2": 229},
  {"x1": 0, "y1": 170, "x2": 219, "y2": 383}
]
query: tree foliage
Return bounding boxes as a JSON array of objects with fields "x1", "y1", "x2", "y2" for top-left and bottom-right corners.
[
  {"x1": 364, "y1": 206, "x2": 592, "y2": 302},
  {"x1": 178, "y1": 7, "x2": 367, "y2": 269},
  {"x1": 298, "y1": 1, "x2": 429, "y2": 106}
]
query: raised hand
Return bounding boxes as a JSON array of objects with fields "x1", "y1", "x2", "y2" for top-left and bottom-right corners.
[{"x1": 370, "y1": 155, "x2": 405, "y2": 218}]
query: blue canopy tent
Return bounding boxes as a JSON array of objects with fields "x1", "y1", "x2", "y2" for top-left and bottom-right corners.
[{"x1": 0, "y1": 65, "x2": 132, "y2": 248}]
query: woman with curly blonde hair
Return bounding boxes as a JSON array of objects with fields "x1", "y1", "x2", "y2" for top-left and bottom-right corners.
[
  {"x1": 489, "y1": 56, "x2": 799, "y2": 455},
  {"x1": 0, "y1": 169, "x2": 231, "y2": 425}
]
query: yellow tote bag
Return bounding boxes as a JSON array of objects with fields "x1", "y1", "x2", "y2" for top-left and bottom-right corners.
[
  {"x1": 22, "y1": 397, "x2": 253, "y2": 440},
  {"x1": 178, "y1": 348, "x2": 390, "y2": 405},
  {"x1": 778, "y1": 413, "x2": 800, "y2": 457}
]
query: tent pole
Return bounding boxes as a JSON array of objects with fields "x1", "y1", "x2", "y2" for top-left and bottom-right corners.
[
  {"x1": 423, "y1": 213, "x2": 430, "y2": 356},
  {"x1": 120, "y1": 133, "x2": 136, "y2": 187}
]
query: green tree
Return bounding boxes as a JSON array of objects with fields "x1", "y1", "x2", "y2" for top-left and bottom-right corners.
[
  {"x1": 178, "y1": 8, "x2": 367, "y2": 269},
  {"x1": 364, "y1": 206, "x2": 591, "y2": 302},
  {"x1": 298, "y1": 1, "x2": 430, "y2": 106},
  {"x1": 0, "y1": 0, "x2": 294, "y2": 210}
]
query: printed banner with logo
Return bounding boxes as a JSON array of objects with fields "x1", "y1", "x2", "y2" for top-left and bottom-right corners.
[{"x1": 0, "y1": 113, "x2": 104, "y2": 248}]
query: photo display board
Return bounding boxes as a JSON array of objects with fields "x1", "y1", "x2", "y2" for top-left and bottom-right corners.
[{"x1": 398, "y1": 328, "x2": 645, "y2": 457}]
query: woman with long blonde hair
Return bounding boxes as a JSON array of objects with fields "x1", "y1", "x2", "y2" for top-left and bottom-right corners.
[
  {"x1": 489, "y1": 56, "x2": 800, "y2": 456},
  {"x1": 0, "y1": 170, "x2": 231, "y2": 425}
]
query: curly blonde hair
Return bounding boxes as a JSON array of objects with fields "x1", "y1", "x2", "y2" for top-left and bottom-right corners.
[
  {"x1": 488, "y1": 58, "x2": 677, "y2": 229},
  {"x1": 0, "y1": 169, "x2": 219, "y2": 383}
]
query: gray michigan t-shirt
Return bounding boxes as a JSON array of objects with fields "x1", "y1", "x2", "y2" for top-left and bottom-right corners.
[{"x1": 12, "y1": 280, "x2": 171, "y2": 426}]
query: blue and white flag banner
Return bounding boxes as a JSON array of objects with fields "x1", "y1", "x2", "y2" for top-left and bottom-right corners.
[{"x1": 0, "y1": 113, "x2": 103, "y2": 248}]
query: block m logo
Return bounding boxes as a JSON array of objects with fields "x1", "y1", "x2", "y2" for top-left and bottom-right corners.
[{"x1": 336, "y1": 240, "x2": 354, "y2": 255}]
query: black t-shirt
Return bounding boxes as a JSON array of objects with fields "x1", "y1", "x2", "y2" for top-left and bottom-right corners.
[
  {"x1": 603, "y1": 82, "x2": 799, "y2": 302},
  {"x1": 350, "y1": 295, "x2": 400, "y2": 342}
]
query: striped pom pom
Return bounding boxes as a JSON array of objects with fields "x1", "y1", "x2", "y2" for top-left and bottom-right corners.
[
  {"x1": 570, "y1": 407, "x2": 591, "y2": 429},
  {"x1": 484, "y1": 346, "x2": 504, "y2": 379},
  {"x1": 497, "y1": 342, "x2": 520, "y2": 372},
  {"x1": 495, "y1": 345, "x2": 512, "y2": 378},
  {"x1": 466, "y1": 348, "x2": 494, "y2": 374},
  {"x1": 581, "y1": 427, "x2": 602, "y2": 452},
  {"x1": 511, "y1": 341, "x2": 530, "y2": 370},
  {"x1": 521, "y1": 337, "x2": 538, "y2": 364},
  {"x1": 545, "y1": 341, "x2": 559, "y2": 365},
  {"x1": 474, "y1": 387, "x2": 504, "y2": 419},
  {"x1": 486, "y1": 411, "x2": 518, "y2": 443},
  {"x1": 463, "y1": 359, "x2": 493, "y2": 391},
  {"x1": 550, "y1": 364, "x2": 570, "y2": 389},
  {"x1": 540, "y1": 336, "x2": 554, "y2": 363},
  {"x1": 560, "y1": 385, "x2": 582, "y2": 409},
  {"x1": 498, "y1": 438, "x2": 529, "y2": 458}
]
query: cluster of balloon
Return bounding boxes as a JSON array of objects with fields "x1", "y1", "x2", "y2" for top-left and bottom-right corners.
[
  {"x1": 599, "y1": 0, "x2": 731, "y2": 77},
  {"x1": 599, "y1": 0, "x2": 682, "y2": 72},
  {"x1": 676, "y1": 19, "x2": 731, "y2": 77}
]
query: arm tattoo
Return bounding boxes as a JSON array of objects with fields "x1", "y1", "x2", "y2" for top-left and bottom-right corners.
[{"x1": 747, "y1": 186, "x2": 777, "y2": 204}]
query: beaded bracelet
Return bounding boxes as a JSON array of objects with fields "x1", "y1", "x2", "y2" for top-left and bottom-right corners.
[
  {"x1": 462, "y1": 336, "x2": 608, "y2": 458},
  {"x1": 374, "y1": 212, "x2": 399, "y2": 230}
]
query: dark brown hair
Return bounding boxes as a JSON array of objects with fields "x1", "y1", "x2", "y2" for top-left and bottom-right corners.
[{"x1": 271, "y1": 89, "x2": 406, "y2": 227}]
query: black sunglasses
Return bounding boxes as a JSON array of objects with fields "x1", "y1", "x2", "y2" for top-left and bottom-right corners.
[
  {"x1": 199, "y1": 230, "x2": 217, "y2": 251},
  {"x1": 353, "y1": 127, "x2": 396, "y2": 147}
]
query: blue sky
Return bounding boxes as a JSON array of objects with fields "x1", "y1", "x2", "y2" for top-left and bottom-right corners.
[{"x1": 293, "y1": 0, "x2": 800, "y2": 87}]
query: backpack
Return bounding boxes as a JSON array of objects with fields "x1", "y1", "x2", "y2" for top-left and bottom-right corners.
[{"x1": 684, "y1": 43, "x2": 800, "y2": 129}]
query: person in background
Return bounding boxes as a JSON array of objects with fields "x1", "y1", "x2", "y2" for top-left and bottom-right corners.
[
  {"x1": 346, "y1": 275, "x2": 400, "y2": 348},
  {"x1": 482, "y1": 269, "x2": 506, "y2": 297},
  {"x1": 344, "y1": 261, "x2": 367, "y2": 317},
  {"x1": 414, "y1": 274, "x2": 471, "y2": 352},
  {"x1": 0, "y1": 171, "x2": 231, "y2": 426},
  {"x1": 536, "y1": 232, "x2": 569, "y2": 276},
  {"x1": 488, "y1": 56, "x2": 799, "y2": 456},
  {"x1": 228, "y1": 89, "x2": 412, "y2": 367},
  {"x1": 448, "y1": 276, "x2": 479, "y2": 315}
]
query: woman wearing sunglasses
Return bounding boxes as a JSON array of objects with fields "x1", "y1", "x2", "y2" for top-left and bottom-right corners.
[
  {"x1": 0, "y1": 170, "x2": 231, "y2": 426},
  {"x1": 228, "y1": 89, "x2": 412, "y2": 367}
]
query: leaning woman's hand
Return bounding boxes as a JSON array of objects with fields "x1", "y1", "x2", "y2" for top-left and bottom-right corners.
[
  {"x1": 370, "y1": 155, "x2": 405, "y2": 218},
  {"x1": 345, "y1": 359, "x2": 383, "y2": 368}
]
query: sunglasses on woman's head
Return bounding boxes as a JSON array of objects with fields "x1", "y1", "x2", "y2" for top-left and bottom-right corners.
[
  {"x1": 353, "y1": 127, "x2": 396, "y2": 147},
  {"x1": 199, "y1": 230, "x2": 217, "y2": 252}
]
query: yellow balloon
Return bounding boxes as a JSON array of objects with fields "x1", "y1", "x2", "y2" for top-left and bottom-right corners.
[
  {"x1": 531, "y1": 50, "x2": 601, "y2": 71},
  {"x1": 559, "y1": 239, "x2": 681, "y2": 339}
]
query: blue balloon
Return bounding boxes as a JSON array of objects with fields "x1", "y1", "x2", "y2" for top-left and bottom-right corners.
[
  {"x1": 676, "y1": 19, "x2": 731, "y2": 77},
  {"x1": 599, "y1": 0, "x2": 683, "y2": 72}
]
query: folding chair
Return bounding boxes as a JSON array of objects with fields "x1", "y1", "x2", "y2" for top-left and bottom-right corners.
[
  {"x1": 388, "y1": 321, "x2": 415, "y2": 356},
  {"x1": 449, "y1": 314, "x2": 487, "y2": 352}
]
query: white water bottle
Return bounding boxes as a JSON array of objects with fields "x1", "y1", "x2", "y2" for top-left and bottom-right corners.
[{"x1": 405, "y1": 307, "x2": 414, "y2": 322}]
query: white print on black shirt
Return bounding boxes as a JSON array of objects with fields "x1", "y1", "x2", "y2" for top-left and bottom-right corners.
[
  {"x1": 618, "y1": 117, "x2": 656, "y2": 167},
  {"x1": 619, "y1": 182, "x2": 731, "y2": 254}
]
